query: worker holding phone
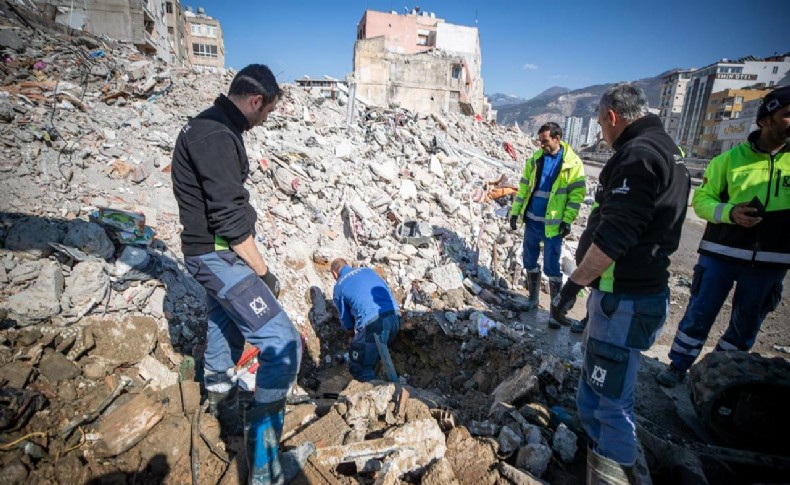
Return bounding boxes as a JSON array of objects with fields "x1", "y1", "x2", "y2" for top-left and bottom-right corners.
[{"x1": 657, "y1": 85, "x2": 790, "y2": 387}]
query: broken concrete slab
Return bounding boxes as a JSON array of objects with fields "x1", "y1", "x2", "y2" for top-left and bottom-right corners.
[
  {"x1": 491, "y1": 364, "x2": 540, "y2": 409},
  {"x1": 0, "y1": 361, "x2": 34, "y2": 388},
  {"x1": 497, "y1": 462, "x2": 547, "y2": 485},
  {"x1": 283, "y1": 403, "x2": 318, "y2": 441},
  {"x1": 5, "y1": 261, "x2": 64, "y2": 326},
  {"x1": 283, "y1": 406, "x2": 350, "y2": 449},
  {"x1": 94, "y1": 393, "x2": 165, "y2": 457},
  {"x1": 537, "y1": 354, "x2": 566, "y2": 386},
  {"x1": 4, "y1": 218, "x2": 63, "y2": 258},
  {"x1": 0, "y1": 30, "x2": 24, "y2": 52},
  {"x1": 88, "y1": 316, "x2": 158, "y2": 365},
  {"x1": 138, "y1": 355, "x2": 178, "y2": 391},
  {"x1": 428, "y1": 263, "x2": 464, "y2": 292},
  {"x1": 62, "y1": 220, "x2": 115, "y2": 260},
  {"x1": 39, "y1": 351, "x2": 80, "y2": 381},
  {"x1": 62, "y1": 260, "x2": 109, "y2": 314},
  {"x1": 551, "y1": 423, "x2": 577, "y2": 463}
]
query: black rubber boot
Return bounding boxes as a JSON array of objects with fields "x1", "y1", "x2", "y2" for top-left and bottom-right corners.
[
  {"x1": 526, "y1": 270, "x2": 541, "y2": 309},
  {"x1": 548, "y1": 277, "x2": 568, "y2": 328},
  {"x1": 207, "y1": 386, "x2": 242, "y2": 437}
]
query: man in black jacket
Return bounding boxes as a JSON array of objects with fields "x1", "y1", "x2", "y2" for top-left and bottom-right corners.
[
  {"x1": 551, "y1": 84, "x2": 690, "y2": 482},
  {"x1": 172, "y1": 65, "x2": 302, "y2": 484}
]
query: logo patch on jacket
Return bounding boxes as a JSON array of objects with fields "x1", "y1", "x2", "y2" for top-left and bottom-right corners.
[
  {"x1": 783, "y1": 175, "x2": 790, "y2": 190},
  {"x1": 611, "y1": 178, "x2": 630, "y2": 195}
]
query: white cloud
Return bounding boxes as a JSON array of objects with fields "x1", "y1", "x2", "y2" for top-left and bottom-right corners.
[
  {"x1": 551, "y1": 74, "x2": 569, "y2": 79},
  {"x1": 522, "y1": 63, "x2": 539, "y2": 70}
]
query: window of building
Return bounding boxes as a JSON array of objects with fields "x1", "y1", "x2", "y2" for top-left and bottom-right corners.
[
  {"x1": 732, "y1": 111, "x2": 740, "y2": 119},
  {"x1": 769, "y1": 80, "x2": 775, "y2": 86},
  {"x1": 166, "y1": 2, "x2": 172, "y2": 13},
  {"x1": 417, "y1": 34, "x2": 428, "y2": 46},
  {"x1": 193, "y1": 43, "x2": 218, "y2": 58},
  {"x1": 191, "y1": 24, "x2": 201, "y2": 35},
  {"x1": 168, "y1": 26, "x2": 174, "y2": 34},
  {"x1": 206, "y1": 25, "x2": 217, "y2": 37},
  {"x1": 451, "y1": 65, "x2": 462, "y2": 80},
  {"x1": 735, "y1": 96, "x2": 743, "y2": 104}
]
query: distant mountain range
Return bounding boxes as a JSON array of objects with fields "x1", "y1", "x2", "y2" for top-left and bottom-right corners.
[{"x1": 490, "y1": 71, "x2": 673, "y2": 134}]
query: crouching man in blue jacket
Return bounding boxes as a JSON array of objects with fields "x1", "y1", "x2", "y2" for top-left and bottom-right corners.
[{"x1": 331, "y1": 258, "x2": 400, "y2": 381}]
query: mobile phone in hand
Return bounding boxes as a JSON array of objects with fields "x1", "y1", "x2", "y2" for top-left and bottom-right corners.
[{"x1": 747, "y1": 196, "x2": 765, "y2": 217}]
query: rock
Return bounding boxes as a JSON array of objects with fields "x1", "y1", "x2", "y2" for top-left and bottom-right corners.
[
  {"x1": 8, "y1": 260, "x2": 42, "y2": 284},
  {"x1": 335, "y1": 142, "x2": 353, "y2": 158},
  {"x1": 551, "y1": 423, "x2": 577, "y2": 463},
  {"x1": 147, "y1": 287, "x2": 166, "y2": 318},
  {"x1": 83, "y1": 360, "x2": 108, "y2": 380},
  {"x1": 62, "y1": 220, "x2": 115, "y2": 260},
  {"x1": 522, "y1": 424, "x2": 543, "y2": 445},
  {"x1": 5, "y1": 218, "x2": 63, "y2": 258},
  {"x1": 437, "y1": 192, "x2": 461, "y2": 213},
  {"x1": 348, "y1": 193, "x2": 375, "y2": 219},
  {"x1": 498, "y1": 425, "x2": 523, "y2": 454},
  {"x1": 538, "y1": 354, "x2": 566, "y2": 386},
  {"x1": 89, "y1": 316, "x2": 158, "y2": 365},
  {"x1": 94, "y1": 393, "x2": 165, "y2": 457},
  {"x1": 1, "y1": 462, "x2": 28, "y2": 482},
  {"x1": 115, "y1": 245, "x2": 150, "y2": 277},
  {"x1": 429, "y1": 155, "x2": 445, "y2": 178},
  {"x1": 477, "y1": 267, "x2": 494, "y2": 286},
  {"x1": 428, "y1": 263, "x2": 464, "y2": 292},
  {"x1": 516, "y1": 444, "x2": 552, "y2": 478},
  {"x1": 422, "y1": 458, "x2": 459, "y2": 485},
  {"x1": 62, "y1": 260, "x2": 109, "y2": 313},
  {"x1": 6, "y1": 261, "x2": 64, "y2": 326},
  {"x1": 0, "y1": 361, "x2": 33, "y2": 388},
  {"x1": 0, "y1": 100, "x2": 15, "y2": 123},
  {"x1": 0, "y1": 30, "x2": 24, "y2": 52},
  {"x1": 445, "y1": 427, "x2": 499, "y2": 485},
  {"x1": 370, "y1": 160, "x2": 398, "y2": 182},
  {"x1": 400, "y1": 179, "x2": 417, "y2": 200},
  {"x1": 138, "y1": 355, "x2": 178, "y2": 390},
  {"x1": 39, "y1": 352, "x2": 80, "y2": 381},
  {"x1": 497, "y1": 462, "x2": 545, "y2": 485}
]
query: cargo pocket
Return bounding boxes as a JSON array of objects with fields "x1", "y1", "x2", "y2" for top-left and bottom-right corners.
[
  {"x1": 626, "y1": 297, "x2": 667, "y2": 350},
  {"x1": 223, "y1": 274, "x2": 281, "y2": 332},
  {"x1": 584, "y1": 337, "x2": 629, "y2": 399},
  {"x1": 349, "y1": 341, "x2": 367, "y2": 366}
]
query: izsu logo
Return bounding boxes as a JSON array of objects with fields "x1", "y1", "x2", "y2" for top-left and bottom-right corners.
[
  {"x1": 249, "y1": 296, "x2": 269, "y2": 317},
  {"x1": 611, "y1": 178, "x2": 630, "y2": 195},
  {"x1": 591, "y1": 365, "x2": 608, "y2": 387}
]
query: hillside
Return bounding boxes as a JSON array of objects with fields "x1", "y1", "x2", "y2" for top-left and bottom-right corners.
[{"x1": 496, "y1": 72, "x2": 673, "y2": 133}]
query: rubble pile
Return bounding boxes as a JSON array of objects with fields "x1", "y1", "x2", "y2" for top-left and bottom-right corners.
[{"x1": 0, "y1": 3, "x2": 595, "y2": 483}]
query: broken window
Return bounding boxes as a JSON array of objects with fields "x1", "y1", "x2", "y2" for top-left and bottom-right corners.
[{"x1": 192, "y1": 43, "x2": 218, "y2": 58}]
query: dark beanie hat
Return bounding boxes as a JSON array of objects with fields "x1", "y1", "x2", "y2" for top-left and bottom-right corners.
[{"x1": 757, "y1": 85, "x2": 790, "y2": 123}]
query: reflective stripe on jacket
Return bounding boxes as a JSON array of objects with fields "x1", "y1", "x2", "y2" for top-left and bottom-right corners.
[
  {"x1": 693, "y1": 130, "x2": 790, "y2": 268},
  {"x1": 509, "y1": 141, "x2": 586, "y2": 237}
]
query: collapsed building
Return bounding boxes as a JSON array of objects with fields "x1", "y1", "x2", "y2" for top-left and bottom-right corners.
[{"x1": 353, "y1": 9, "x2": 495, "y2": 120}]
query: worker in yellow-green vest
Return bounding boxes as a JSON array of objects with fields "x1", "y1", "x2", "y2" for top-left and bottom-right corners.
[
  {"x1": 509, "y1": 121, "x2": 585, "y2": 325},
  {"x1": 658, "y1": 85, "x2": 790, "y2": 388}
]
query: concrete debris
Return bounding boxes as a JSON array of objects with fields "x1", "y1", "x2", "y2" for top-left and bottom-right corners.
[
  {"x1": 5, "y1": 260, "x2": 64, "y2": 326},
  {"x1": 551, "y1": 423, "x2": 578, "y2": 463},
  {"x1": 0, "y1": 4, "x2": 619, "y2": 483},
  {"x1": 516, "y1": 443, "x2": 552, "y2": 478},
  {"x1": 62, "y1": 220, "x2": 115, "y2": 260},
  {"x1": 497, "y1": 462, "x2": 547, "y2": 485}
]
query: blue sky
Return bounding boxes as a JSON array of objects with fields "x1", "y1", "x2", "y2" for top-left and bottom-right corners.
[{"x1": 187, "y1": 0, "x2": 790, "y2": 99}]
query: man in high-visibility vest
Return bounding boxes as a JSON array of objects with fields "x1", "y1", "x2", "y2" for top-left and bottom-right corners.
[
  {"x1": 657, "y1": 85, "x2": 790, "y2": 388},
  {"x1": 509, "y1": 122, "x2": 585, "y2": 326}
]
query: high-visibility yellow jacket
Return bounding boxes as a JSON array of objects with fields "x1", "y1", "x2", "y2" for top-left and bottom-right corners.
[
  {"x1": 509, "y1": 141, "x2": 586, "y2": 238},
  {"x1": 694, "y1": 131, "x2": 790, "y2": 268}
]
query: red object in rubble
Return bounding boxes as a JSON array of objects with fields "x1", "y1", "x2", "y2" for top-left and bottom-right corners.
[
  {"x1": 259, "y1": 159, "x2": 269, "y2": 171},
  {"x1": 474, "y1": 114, "x2": 483, "y2": 122},
  {"x1": 504, "y1": 142, "x2": 518, "y2": 161}
]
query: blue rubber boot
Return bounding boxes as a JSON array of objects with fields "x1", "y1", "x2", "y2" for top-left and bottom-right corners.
[{"x1": 245, "y1": 400, "x2": 286, "y2": 485}]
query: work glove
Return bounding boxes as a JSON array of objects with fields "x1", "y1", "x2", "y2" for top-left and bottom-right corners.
[
  {"x1": 558, "y1": 222, "x2": 571, "y2": 238},
  {"x1": 509, "y1": 215, "x2": 519, "y2": 231},
  {"x1": 551, "y1": 279, "x2": 583, "y2": 326},
  {"x1": 260, "y1": 271, "x2": 280, "y2": 298}
]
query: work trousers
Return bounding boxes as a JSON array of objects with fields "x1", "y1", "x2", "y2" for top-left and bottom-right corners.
[
  {"x1": 185, "y1": 250, "x2": 302, "y2": 405},
  {"x1": 349, "y1": 312, "x2": 400, "y2": 382},
  {"x1": 522, "y1": 220, "x2": 562, "y2": 278},
  {"x1": 668, "y1": 254, "x2": 785, "y2": 372},
  {"x1": 577, "y1": 288, "x2": 668, "y2": 465}
]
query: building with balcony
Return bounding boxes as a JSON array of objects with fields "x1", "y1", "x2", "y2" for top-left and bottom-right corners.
[
  {"x1": 184, "y1": 5, "x2": 224, "y2": 72},
  {"x1": 658, "y1": 69, "x2": 693, "y2": 142},
  {"x1": 353, "y1": 9, "x2": 493, "y2": 119},
  {"x1": 676, "y1": 54, "x2": 790, "y2": 156},
  {"x1": 295, "y1": 76, "x2": 346, "y2": 100},
  {"x1": 696, "y1": 88, "x2": 770, "y2": 157},
  {"x1": 164, "y1": 0, "x2": 189, "y2": 67},
  {"x1": 563, "y1": 116, "x2": 584, "y2": 150}
]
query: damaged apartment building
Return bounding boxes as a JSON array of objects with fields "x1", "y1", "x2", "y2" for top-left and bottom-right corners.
[
  {"x1": 33, "y1": 0, "x2": 223, "y2": 71},
  {"x1": 354, "y1": 8, "x2": 494, "y2": 120}
]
